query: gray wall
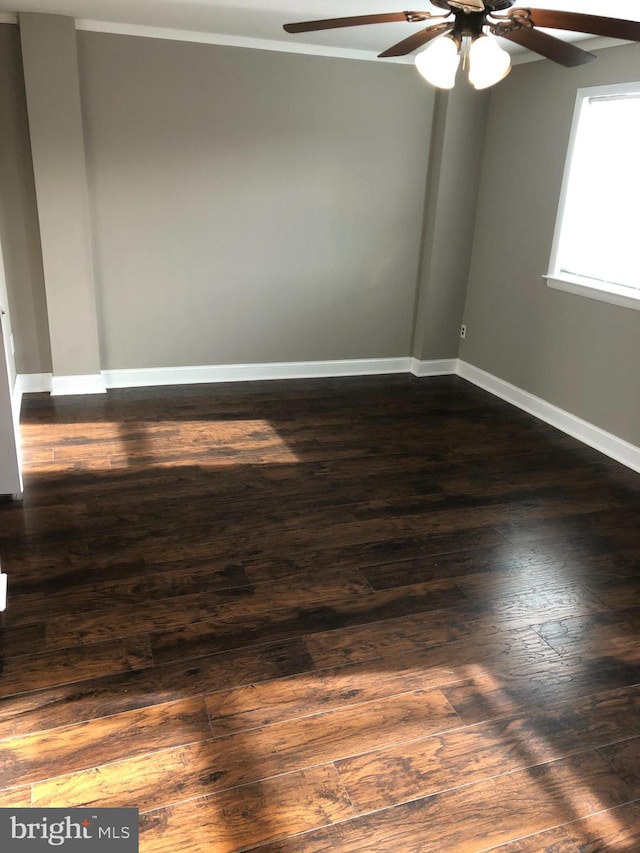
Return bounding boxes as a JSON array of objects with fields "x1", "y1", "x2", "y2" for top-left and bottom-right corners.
[
  {"x1": 461, "y1": 43, "x2": 640, "y2": 445},
  {"x1": 2, "y1": 17, "x2": 639, "y2": 452},
  {"x1": 77, "y1": 33, "x2": 435, "y2": 370},
  {"x1": 0, "y1": 23, "x2": 50, "y2": 375},
  {"x1": 0, "y1": 241, "x2": 16, "y2": 392},
  {"x1": 21, "y1": 14, "x2": 103, "y2": 380},
  {"x1": 413, "y1": 85, "x2": 489, "y2": 361}
]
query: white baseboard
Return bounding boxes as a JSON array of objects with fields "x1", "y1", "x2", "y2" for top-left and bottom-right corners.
[
  {"x1": 12, "y1": 373, "x2": 52, "y2": 420},
  {"x1": 410, "y1": 358, "x2": 458, "y2": 377},
  {"x1": 457, "y1": 360, "x2": 640, "y2": 474},
  {"x1": 102, "y1": 358, "x2": 412, "y2": 389},
  {"x1": 12, "y1": 378, "x2": 22, "y2": 423},
  {"x1": 51, "y1": 374, "x2": 106, "y2": 396},
  {"x1": 17, "y1": 373, "x2": 53, "y2": 395},
  {"x1": 15, "y1": 358, "x2": 640, "y2": 474}
]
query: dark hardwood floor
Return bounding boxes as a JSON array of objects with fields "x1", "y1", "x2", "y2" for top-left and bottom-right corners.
[{"x1": 1, "y1": 373, "x2": 640, "y2": 851}]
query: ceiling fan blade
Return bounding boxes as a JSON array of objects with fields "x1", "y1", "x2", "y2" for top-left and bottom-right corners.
[
  {"x1": 494, "y1": 25, "x2": 597, "y2": 67},
  {"x1": 512, "y1": 9, "x2": 640, "y2": 43},
  {"x1": 379, "y1": 22, "x2": 454, "y2": 58},
  {"x1": 283, "y1": 12, "x2": 432, "y2": 34}
]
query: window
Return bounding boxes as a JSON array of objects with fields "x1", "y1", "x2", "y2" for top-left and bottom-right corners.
[{"x1": 546, "y1": 81, "x2": 640, "y2": 311}]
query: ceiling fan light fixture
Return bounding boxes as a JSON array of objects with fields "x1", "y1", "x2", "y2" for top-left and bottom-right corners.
[
  {"x1": 467, "y1": 34, "x2": 512, "y2": 90},
  {"x1": 415, "y1": 35, "x2": 461, "y2": 90}
]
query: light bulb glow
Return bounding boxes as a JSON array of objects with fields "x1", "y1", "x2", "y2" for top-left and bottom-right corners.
[
  {"x1": 415, "y1": 36, "x2": 461, "y2": 90},
  {"x1": 468, "y1": 35, "x2": 512, "y2": 90}
]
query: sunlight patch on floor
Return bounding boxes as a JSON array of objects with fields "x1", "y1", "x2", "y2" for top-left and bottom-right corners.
[{"x1": 19, "y1": 418, "x2": 302, "y2": 472}]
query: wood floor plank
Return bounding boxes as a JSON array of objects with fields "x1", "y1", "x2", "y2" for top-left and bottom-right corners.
[
  {"x1": 0, "y1": 635, "x2": 152, "y2": 698},
  {"x1": 362, "y1": 542, "x2": 624, "y2": 595},
  {"x1": 0, "y1": 696, "x2": 212, "y2": 788},
  {"x1": 32, "y1": 689, "x2": 460, "y2": 811},
  {"x1": 205, "y1": 649, "x2": 466, "y2": 737},
  {"x1": 309, "y1": 570, "x2": 620, "y2": 666},
  {"x1": 459, "y1": 581, "x2": 602, "y2": 623},
  {"x1": 306, "y1": 606, "x2": 563, "y2": 669},
  {"x1": 440, "y1": 656, "x2": 640, "y2": 725},
  {"x1": 149, "y1": 580, "x2": 474, "y2": 665},
  {"x1": 335, "y1": 684, "x2": 640, "y2": 813},
  {"x1": 0, "y1": 541, "x2": 89, "y2": 575},
  {"x1": 207, "y1": 628, "x2": 556, "y2": 736},
  {"x1": 1, "y1": 556, "x2": 147, "y2": 595},
  {"x1": 490, "y1": 519, "x2": 596, "y2": 549},
  {"x1": 359, "y1": 550, "x2": 488, "y2": 589},
  {"x1": 358, "y1": 540, "x2": 638, "y2": 604},
  {"x1": 487, "y1": 827, "x2": 579, "y2": 851},
  {"x1": 284, "y1": 525, "x2": 609, "y2": 581},
  {"x1": 139, "y1": 765, "x2": 355, "y2": 853},
  {"x1": 0, "y1": 786, "x2": 32, "y2": 808},
  {"x1": 4, "y1": 375, "x2": 639, "y2": 852},
  {"x1": 0, "y1": 503, "x2": 88, "y2": 538},
  {"x1": 44, "y1": 571, "x2": 373, "y2": 649},
  {"x1": 588, "y1": 579, "x2": 640, "y2": 612},
  {"x1": 0, "y1": 638, "x2": 313, "y2": 741},
  {"x1": 6, "y1": 561, "x2": 250, "y2": 623},
  {"x1": 598, "y1": 737, "x2": 640, "y2": 795},
  {"x1": 0, "y1": 622, "x2": 47, "y2": 659},
  {"x1": 235, "y1": 493, "x2": 608, "y2": 566},
  {"x1": 149, "y1": 525, "x2": 508, "y2": 583},
  {"x1": 21, "y1": 456, "x2": 110, "y2": 474},
  {"x1": 534, "y1": 607, "x2": 640, "y2": 661},
  {"x1": 250, "y1": 751, "x2": 635, "y2": 853},
  {"x1": 561, "y1": 800, "x2": 640, "y2": 852},
  {"x1": 79, "y1": 509, "x2": 515, "y2": 575}
]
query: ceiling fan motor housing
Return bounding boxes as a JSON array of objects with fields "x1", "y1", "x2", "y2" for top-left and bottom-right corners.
[{"x1": 431, "y1": 0, "x2": 516, "y2": 10}]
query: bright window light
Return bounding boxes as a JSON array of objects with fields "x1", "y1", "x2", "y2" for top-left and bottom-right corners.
[{"x1": 547, "y1": 82, "x2": 640, "y2": 310}]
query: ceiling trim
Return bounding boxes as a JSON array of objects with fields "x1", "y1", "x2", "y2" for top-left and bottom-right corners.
[
  {"x1": 4, "y1": 12, "x2": 632, "y2": 67},
  {"x1": 75, "y1": 18, "x2": 414, "y2": 64}
]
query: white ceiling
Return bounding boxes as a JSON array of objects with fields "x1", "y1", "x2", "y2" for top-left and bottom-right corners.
[{"x1": 0, "y1": 0, "x2": 639, "y2": 59}]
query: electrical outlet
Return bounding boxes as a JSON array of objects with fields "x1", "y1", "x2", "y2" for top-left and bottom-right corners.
[{"x1": 460, "y1": 324, "x2": 467, "y2": 340}]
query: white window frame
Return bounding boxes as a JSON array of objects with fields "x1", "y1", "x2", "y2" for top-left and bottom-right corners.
[{"x1": 544, "y1": 80, "x2": 640, "y2": 312}]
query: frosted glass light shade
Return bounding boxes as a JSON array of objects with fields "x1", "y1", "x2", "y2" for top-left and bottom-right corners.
[
  {"x1": 468, "y1": 35, "x2": 512, "y2": 89},
  {"x1": 415, "y1": 36, "x2": 461, "y2": 90}
]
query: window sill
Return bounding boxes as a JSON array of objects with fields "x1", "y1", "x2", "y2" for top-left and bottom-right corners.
[{"x1": 544, "y1": 275, "x2": 640, "y2": 312}]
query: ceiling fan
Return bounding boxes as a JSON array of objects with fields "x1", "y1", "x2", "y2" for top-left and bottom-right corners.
[{"x1": 284, "y1": 2, "x2": 640, "y2": 89}]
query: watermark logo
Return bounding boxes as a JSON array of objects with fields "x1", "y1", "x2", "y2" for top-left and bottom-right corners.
[{"x1": 0, "y1": 809, "x2": 138, "y2": 851}]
